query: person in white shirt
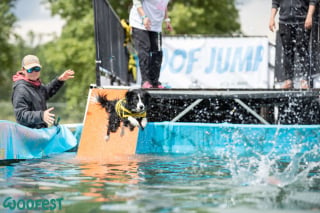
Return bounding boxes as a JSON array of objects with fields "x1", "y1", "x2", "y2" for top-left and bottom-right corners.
[{"x1": 129, "y1": 0, "x2": 173, "y2": 88}]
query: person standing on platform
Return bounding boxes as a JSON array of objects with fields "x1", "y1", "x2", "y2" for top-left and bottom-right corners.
[
  {"x1": 269, "y1": 0, "x2": 317, "y2": 89},
  {"x1": 12, "y1": 54, "x2": 75, "y2": 128},
  {"x1": 129, "y1": 0, "x2": 173, "y2": 88}
]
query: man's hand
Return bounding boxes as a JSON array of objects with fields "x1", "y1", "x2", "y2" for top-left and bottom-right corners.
[
  {"x1": 305, "y1": 5, "x2": 315, "y2": 30},
  {"x1": 165, "y1": 21, "x2": 173, "y2": 32},
  {"x1": 269, "y1": 8, "x2": 278, "y2": 32},
  {"x1": 43, "y1": 107, "x2": 55, "y2": 126},
  {"x1": 269, "y1": 18, "x2": 276, "y2": 32},
  {"x1": 305, "y1": 16, "x2": 313, "y2": 29},
  {"x1": 58, "y1": 69, "x2": 75, "y2": 81},
  {"x1": 143, "y1": 17, "x2": 151, "y2": 30}
]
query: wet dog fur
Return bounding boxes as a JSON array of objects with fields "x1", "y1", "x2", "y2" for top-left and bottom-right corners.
[{"x1": 95, "y1": 88, "x2": 150, "y2": 141}]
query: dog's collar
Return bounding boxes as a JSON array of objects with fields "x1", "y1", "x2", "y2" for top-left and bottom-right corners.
[{"x1": 115, "y1": 99, "x2": 146, "y2": 118}]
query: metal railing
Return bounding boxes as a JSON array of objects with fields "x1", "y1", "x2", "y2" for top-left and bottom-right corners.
[{"x1": 93, "y1": 0, "x2": 129, "y2": 86}]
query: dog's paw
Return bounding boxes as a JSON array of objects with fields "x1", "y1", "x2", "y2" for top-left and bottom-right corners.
[
  {"x1": 141, "y1": 118, "x2": 148, "y2": 129},
  {"x1": 128, "y1": 116, "x2": 140, "y2": 127},
  {"x1": 105, "y1": 134, "x2": 110, "y2": 141}
]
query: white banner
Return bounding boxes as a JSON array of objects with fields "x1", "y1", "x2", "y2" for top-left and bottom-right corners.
[{"x1": 160, "y1": 37, "x2": 269, "y2": 88}]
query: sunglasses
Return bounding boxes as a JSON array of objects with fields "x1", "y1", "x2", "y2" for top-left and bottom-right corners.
[{"x1": 25, "y1": 66, "x2": 41, "y2": 73}]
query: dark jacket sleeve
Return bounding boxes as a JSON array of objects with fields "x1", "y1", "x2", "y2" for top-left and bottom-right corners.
[
  {"x1": 12, "y1": 84, "x2": 44, "y2": 127},
  {"x1": 272, "y1": 0, "x2": 279, "y2": 9},
  {"x1": 310, "y1": 0, "x2": 318, "y2": 5},
  {"x1": 43, "y1": 77, "x2": 65, "y2": 100}
]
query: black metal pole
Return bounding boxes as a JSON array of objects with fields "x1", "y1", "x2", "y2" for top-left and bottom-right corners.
[{"x1": 93, "y1": 0, "x2": 101, "y2": 87}]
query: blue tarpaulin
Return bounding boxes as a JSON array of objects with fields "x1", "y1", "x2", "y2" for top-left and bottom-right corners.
[
  {"x1": 0, "y1": 120, "x2": 77, "y2": 160},
  {"x1": 137, "y1": 122, "x2": 320, "y2": 159}
]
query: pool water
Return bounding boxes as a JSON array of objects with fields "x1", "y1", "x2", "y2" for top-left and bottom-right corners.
[{"x1": 0, "y1": 151, "x2": 319, "y2": 212}]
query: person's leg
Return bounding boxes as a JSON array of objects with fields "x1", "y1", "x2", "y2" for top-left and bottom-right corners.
[
  {"x1": 279, "y1": 23, "x2": 295, "y2": 88},
  {"x1": 149, "y1": 32, "x2": 163, "y2": 87},
  {"x1": 295, "y1": 24, "x2": 311, "y2": 88},
  {"x1": 132, "y1": 28, "x2": 152, "y2": 86}
]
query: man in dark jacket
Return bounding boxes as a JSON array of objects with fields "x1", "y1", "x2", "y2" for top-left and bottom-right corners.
[
  {"x1": 269, "y1": 0, "x2": 317, "y2": 89},
  {"x1": 12, "y1": 55, "x2": 75, "y2": 128}
]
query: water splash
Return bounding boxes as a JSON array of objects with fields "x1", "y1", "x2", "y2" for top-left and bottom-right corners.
[{"x1": 224, "y1": 136, "x2": 320, "y2": 189}]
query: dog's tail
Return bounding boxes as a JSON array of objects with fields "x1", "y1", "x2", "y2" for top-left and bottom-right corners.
[{"x1": 94, "y1": 94, "x2": 112, "y2": 110}]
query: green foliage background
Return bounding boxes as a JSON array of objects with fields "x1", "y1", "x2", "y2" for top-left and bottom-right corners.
[{"x1": 1, "y1": 0, "x2": 240, "y2": 123}]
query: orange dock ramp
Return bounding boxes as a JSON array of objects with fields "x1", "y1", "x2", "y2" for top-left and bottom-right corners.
[{"x1": 77, "y1": 87, "x2": 139, "y2": 161}]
